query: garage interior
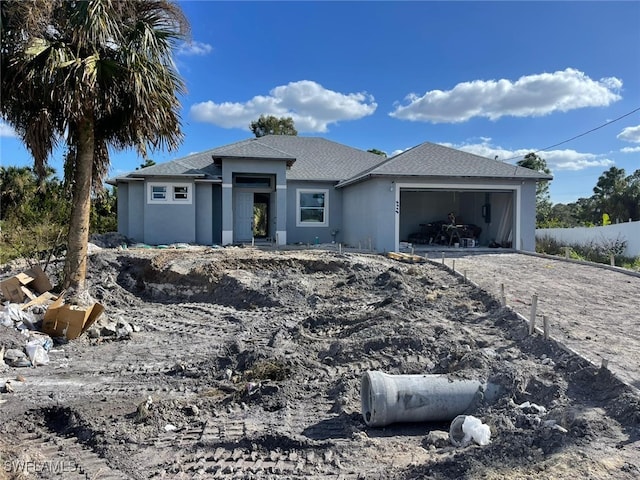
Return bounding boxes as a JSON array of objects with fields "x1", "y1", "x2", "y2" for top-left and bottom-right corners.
[{"x1": 399, "y1": 190, "x2": 515, "y2": 248}]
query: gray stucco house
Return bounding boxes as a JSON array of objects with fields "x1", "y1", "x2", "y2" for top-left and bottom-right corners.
[{"x1": 109, "y1": 136, "x2": 551, "y2": 252}]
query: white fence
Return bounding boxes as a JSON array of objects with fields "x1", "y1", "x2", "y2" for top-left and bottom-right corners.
[{"x1": 536, "y1": 220, "x2": 640, "y2": 257}]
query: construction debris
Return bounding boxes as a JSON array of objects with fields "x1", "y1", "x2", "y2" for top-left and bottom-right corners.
[
  {"x1": 1, "y1": 266, "x2": 106, "y2": 341},
  {"x1": 386, "y1": 251, "x2": 426, "y2": 264},
  {"x1": 0, "y1": 265, "x2": 53, "y2": 306}
]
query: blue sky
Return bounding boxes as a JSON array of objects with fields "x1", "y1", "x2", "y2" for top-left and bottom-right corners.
[{"x1": 1, "y1": 0, "x2": 639, "y2": 204}]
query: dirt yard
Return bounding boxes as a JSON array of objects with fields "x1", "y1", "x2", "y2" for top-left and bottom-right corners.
[
  {"x1": 0, "y1": 245, "x2": 639, "y2": 479},
  {"x1": 438, "y1": 251, "x2": 640, "y2": 392}
]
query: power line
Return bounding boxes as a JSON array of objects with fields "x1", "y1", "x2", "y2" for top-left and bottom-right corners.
[{"x1": 505, "y1": 106, "x2": 640, "y2": 162}]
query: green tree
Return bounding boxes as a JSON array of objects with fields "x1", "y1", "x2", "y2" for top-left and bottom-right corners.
[
  {"x1": 367, "y1": 148, "x2": 387, "y2": 157},
  {"x1": 0, "y1": 166, "x2": 69, "y2": 265},
  {"x1": 623, "y1": 169, "x2": 640, "y2": 221},
  {"x1": 0, "y1": 166, "x2": 38, "y2": 221},
  {"x1": 0, "y1": 165, "x2": 67, "y2": 222},
  {"x1": 137, "y1": 159, "x2": 157, "y2": 170},
  {"x1": 593, "y1": 167, "x2": 633, "y2": 223},
  {"x1": 90, "y1": 187, "x2": 117, "y2": 234},
  {"x1": 517, "y1": 152, "x2": 552, "y2": 226},
  {"x1": 250, "y1": 115, "x2": 297, "y2": 137},
  {"x1": 574, "y1": 196, "x2": 601, "y2": 226},
  {"x1": 1, "y1": 0, "x2": 187, "y2": 295}
]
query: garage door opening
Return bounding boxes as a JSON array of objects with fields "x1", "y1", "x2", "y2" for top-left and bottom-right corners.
[{"x1": 399, "y1": 190, "x2": 515, "y2": 248}]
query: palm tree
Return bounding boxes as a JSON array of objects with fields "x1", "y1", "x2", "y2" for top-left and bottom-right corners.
[
  {"x1": 0, "y1": 165, "x2": 62, "y2": 222},
  {"x1": 1, "y1": 0, "x2": 188, "y2": 297},
  {"x1": 0, "y1": 166, "x2": 37, "y2": 220}
]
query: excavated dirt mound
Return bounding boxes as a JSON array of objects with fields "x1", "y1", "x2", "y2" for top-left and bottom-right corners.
[{"x1": 0, "y1": 246, "x2": 639, "y2": 479}]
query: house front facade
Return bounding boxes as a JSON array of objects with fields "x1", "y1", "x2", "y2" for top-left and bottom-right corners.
[{"x1": 109, "y1": 136, "x2": 551, "y2": 252}]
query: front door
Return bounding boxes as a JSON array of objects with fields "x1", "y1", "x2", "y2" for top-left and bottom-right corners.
[
  {"x1": 253, "y1": 193, "x2": 270, "y2": 238},
  {"x1": 234, "y1": 191, "x2": 254, "y2": 242}
]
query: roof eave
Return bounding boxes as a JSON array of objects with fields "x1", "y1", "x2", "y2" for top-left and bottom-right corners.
[{"x1": 336, "y1": 172, "x2": 551, "y2": 188}]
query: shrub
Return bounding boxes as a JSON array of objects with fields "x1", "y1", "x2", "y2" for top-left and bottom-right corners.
[{"x1": 536, "y1": 234, "x2": 638, "y2": 271}]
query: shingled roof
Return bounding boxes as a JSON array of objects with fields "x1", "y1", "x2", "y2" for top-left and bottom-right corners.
[
  {"x1": 111, "y1": 136, "x2": 385, "y2": 183},
  {"x1": 336, "y1": 141, "x2": 553, "y2": 187},
  {"x1": 222, "y1": 136, "x2": 385, "y2": 181},
  {"x1": 110, "y1": 137, "x2": 551, "y2": 186}
]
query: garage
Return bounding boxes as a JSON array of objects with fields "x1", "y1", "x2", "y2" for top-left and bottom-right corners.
[{"x1": 398, "y1": 186, "x2": 517, "y2": 248}]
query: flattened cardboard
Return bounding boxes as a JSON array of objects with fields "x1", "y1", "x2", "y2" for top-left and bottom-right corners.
[
  {"x1": 21, "y1": 291, "x2": 58, "y2": 311},
  {"x1": 42, "y1": 293, "x2": 105, "y2": 340},
  {"x1": 0, "y1": 265, "x2": 53, "y2": 303},
  {"x1": 0, "y1": 277, "x2": 24, "y2": 303},
  {"x1": 24, "y1": 265, "x2": 53, "y2": 293}
]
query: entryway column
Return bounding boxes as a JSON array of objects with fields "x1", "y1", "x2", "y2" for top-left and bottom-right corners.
[
  {"x1": 275, "y1": 183, "x2": 287, "y2": 245},
  {"x1": 221, "y1": 182, "x2": 233, "y2": 244}
]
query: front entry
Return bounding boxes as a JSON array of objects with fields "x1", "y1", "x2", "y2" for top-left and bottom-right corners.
[
  {"x1": 233, "y1": 191, "x2": 271, "y2": 242},
  {"x1": 253, "y1": 193, "x2": 270, "y2": 238},
  {"x1": 233, "y1": 191, "x2": 254, "y2": 242}
]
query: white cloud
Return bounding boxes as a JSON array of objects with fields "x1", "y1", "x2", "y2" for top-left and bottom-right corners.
[
  {"x1": 621, "y1": 146, "x2": 640, "y2": 153},
  {"x1": 390, "y1": 68, "x2": 622, "y2": 123},
  {"x1": 189, "y1": 80, "x2": 377, "y2": 132},
  {"x1": 441, "y1": 138, "x2": 614, "y2": 171},
  {"x1": 0, "y1": 121, "x2": 17, "y2": 138},
  {"x1": 617, "y1": 124, "x2": 640, "y2": 143},
  {"x1": 176, "y1": 40, "x2": 213, "y2": 56},
  {"x1": 544, "y1": 149, "x2": 615, "y2": 171}
]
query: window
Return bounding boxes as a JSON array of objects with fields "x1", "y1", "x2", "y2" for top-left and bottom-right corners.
[
  {"x1": 173, "y1": 186, "x2": 188, "y2": 200},
  {"x1": 148, "y1": 182, "x2": 192, "y2": 204},
  {"x1": 297, "y1": 189, "x2": 328, "y2": 226},
  {"x1": 234, "y1": 175, "x2": 273, "y2": 188},
  {"x1": 151, "y1": 185, "x2": 166, "y2": 200}
]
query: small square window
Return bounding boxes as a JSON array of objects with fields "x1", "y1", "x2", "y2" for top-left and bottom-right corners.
[
  {"x1": 152, "y1": 185, "x2": 166, "y2": 200},
  {"x1": 173, "y1": 186, "x2": 188, "y2": 200}
]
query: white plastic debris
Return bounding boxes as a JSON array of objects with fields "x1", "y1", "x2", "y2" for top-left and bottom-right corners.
[
  {"x1": 543, "y1": 420, "x2": 568, "y2": 433},
  {"x1": 517, "y1": 401, "x2": 547, "y2": 414},
  {"x1": 164, "y1": 423, "x2": 177, "y2": 432},
  {"x1": 25, "y1": 339, "x2": 50, "y2": 366},
  {"x1": 1, "y1": 303, "x2": 37, "y2": 330},
  {"x1": 246, "y1": 382, "x2": 259, "y2": 395},
  {"x1": 462, "y1": 415, "x2": 491, "y2": 445},
  {"x1": 449, "y1": 415, "x2": 491, "y2": 446}
]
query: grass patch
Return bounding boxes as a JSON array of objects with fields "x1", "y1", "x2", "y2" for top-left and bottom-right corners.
[{"x1": 244, "y1": 360, "x2": 291, "y2": 381}]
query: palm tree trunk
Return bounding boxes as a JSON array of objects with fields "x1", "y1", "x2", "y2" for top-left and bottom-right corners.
[{"x1": 63, "y1": 117, "x2": 94, "y2": 293}]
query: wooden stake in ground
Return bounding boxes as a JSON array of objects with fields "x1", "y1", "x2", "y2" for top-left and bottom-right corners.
[
  {"x1": 529, "y1": 294, "x2": 538, "y2": 335},
  {"x1": 500, "y1": 283, "x2": 506, "y2": 306},
  {"x1": 543, "y1": 315, "x2": 549, "y2": 339}
]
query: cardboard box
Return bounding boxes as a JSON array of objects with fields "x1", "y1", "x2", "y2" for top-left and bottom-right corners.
[
  {"x1": 0, "y1": 265, "x2": 53, "y2": 303},
  {"x1": 42, "y1": 292, "x2": 105, "y2": 340}
]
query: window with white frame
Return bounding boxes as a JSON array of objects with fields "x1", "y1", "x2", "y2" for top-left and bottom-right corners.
[
  {"x1": 151, "y1": 185, "x2": 167, "y2": 200},
  {"x1": 297, "y1": 189, "x2": 328, "y2": 226},
  {"x1": 173, "y1": 185, "x2": 189, "y2": 200},
  {"x1": 148, "y1": 182, "x2": 192, "y2": 204}
]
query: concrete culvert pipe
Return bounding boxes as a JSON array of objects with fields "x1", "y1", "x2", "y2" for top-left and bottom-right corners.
[{"x1": 361, "y1": 371, "x2": 490, "y2": 427}]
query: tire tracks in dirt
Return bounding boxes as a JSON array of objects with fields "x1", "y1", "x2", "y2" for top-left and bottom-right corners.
[{"x1": 441, "y1": 252, "x2": 640, "y2": 391}]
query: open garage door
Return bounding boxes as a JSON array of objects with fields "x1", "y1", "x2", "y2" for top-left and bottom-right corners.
[{"x1": 396, "y1": 185, "x2": 519, "y2": 249}]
